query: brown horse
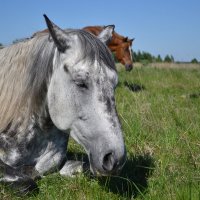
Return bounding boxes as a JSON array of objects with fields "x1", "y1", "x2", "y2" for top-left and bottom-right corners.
[
  {"x1": 83, "y1": 26, "x2": 134, "y2": 71},
  {"x1": 32, "y1": 25, "x2": 134, "y2": 71}
]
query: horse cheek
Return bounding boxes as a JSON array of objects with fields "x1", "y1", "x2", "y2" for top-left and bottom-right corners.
[{"x1": 47, "y1": 79, "x2": 75, "y2": 131}]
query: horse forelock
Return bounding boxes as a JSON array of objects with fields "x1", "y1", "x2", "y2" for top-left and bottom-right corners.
[
  {"x1": 74, "y1": 30, "x2": 116, "y2": 71},
  {"x1": 0, "y1": 35, "x2": 55, "y2": 133}
]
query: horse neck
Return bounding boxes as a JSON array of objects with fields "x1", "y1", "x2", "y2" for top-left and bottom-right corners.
[{"x1": 83, "y1": 26, "x2": 103, "y2": 36}]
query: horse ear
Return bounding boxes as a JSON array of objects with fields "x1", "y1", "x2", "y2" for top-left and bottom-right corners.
[
  {"x1": 43, "y1": 14, "x2": 68, "y2": 52},
  {"x1": 130, "y1": 38, "x2": 135, "y2": 42},
  {"x1": 98, "y1": 25, "x2": 115, "y2": 44}
]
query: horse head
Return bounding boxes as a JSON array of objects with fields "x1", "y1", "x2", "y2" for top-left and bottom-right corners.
[
  {"x1": 109, "y1": 33, "x2": 134, "y2": 71},
  {"x1": 44, "y1": 15, "x2": 126, "y2": 175},
  {"x1": 83, "y1": 26, "x2": 134, "y2": 72}
]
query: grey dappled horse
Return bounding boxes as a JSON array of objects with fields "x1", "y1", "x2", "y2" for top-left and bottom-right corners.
[{"x1": 0, "y1": 15, "x2": 126, "y2": 194}]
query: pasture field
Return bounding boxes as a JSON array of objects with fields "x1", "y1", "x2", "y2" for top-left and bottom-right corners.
[{"x1": 1, "y1": 63, "x2": 200, "y2": 200}]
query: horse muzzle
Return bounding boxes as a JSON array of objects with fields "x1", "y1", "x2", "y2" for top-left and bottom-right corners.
[
  {"x1": 125, "y1": 63, "x2": 133, "y2": 71},
  {"x1": 89, "y1": 148, "x2": 126, "y2": 176}
]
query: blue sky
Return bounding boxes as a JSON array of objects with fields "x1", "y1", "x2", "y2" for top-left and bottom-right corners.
[{"x1": 0, "y1": 0, "x2": 199, "y2": 61}]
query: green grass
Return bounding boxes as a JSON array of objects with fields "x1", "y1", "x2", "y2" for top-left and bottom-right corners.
[{"x1": 1, "y1": 64, "x2": 200, "y2": 199}]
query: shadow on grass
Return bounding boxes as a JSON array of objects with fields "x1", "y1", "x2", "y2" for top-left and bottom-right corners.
[
  {"x1": 97, "y1": 154, "x2": 155, "y2": 199},
  {"x1": 67, "y1": 151, "x2": 155, "y2": 199},
  {"x1": 189, "y1": 92, "x2": 200, "y2": 99},
  {"x1": 124, "y1": 81, "x2": 145, "y2": 92},
  {"x1": 117, "y1": 80, "x2": 145, "y2": 92}
]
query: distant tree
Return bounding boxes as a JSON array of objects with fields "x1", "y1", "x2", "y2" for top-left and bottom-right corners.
[
  {"x1": 170, "y1": 55, "x2": 174, "y2": 63},
  {"x1": 0, "y1": 43, "x2": 3, "y2": 49},
  {"x1": 132, "y1": 51, "x2": 139, "y2": 62},
  {"x1": 151, "y1": 55, "x2": 156, "y2": 63},
  {"x1": 142, "y1": 51, "x2": 153, "y2": 62},
  {"x1": 137, "y1": 50, "x2": 142, "y2": 61},
  {"x1": 191, "y1": 58, "x2": 198, "y2": 64},
  {"x1": 164, "y1": 55, "x2": 172, "y2": 63},
  {"x1": 133, "y1": 51, "x2": 153, "y2": 63},
  {"x1": 156, "y1": 54, "x2": 162, "y2": 62},
  {"x1": 132, "y1": 51, "x2": 176, "y2": 63}
]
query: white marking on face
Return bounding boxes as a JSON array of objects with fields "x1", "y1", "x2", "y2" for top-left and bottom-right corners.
[{"x1": 129, "y1": 46, "x2": 133, "y2": 62}]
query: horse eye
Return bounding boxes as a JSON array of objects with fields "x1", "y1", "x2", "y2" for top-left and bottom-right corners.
[
  {"x1": 75, "y1": 81, "x2": 88, "y2": 89},
  {"x1": 78, "y1": 83, "x2": 88, "y2": 89}
]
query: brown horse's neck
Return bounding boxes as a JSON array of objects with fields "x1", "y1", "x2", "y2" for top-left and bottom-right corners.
[{"x1": 82, "y1": 26, "x2": 103, "y2": 36}]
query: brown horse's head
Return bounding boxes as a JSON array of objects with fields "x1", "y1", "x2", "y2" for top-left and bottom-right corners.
[
  {"x1": 83, "y1": 26, "x2": 134, "y2": 71},
  {"x1": 109, "y1": 36, "x2": 134, "y2": 71}
]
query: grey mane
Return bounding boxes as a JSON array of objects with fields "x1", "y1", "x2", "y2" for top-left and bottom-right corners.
[{"x1": 0, "y1": 35, "x2": 55, "y2": 133}]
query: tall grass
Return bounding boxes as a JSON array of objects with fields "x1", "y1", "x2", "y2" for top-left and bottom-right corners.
[{"x1": 1, "y1": 64, "x2": 200, "y2": 199}]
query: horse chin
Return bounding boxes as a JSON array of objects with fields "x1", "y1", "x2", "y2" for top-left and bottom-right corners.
[
  {"x1": 89, "y1": 165, "x2": 111, "y2": 177},
  {"x1": 89, "y1": 164, "x2": 122, "y2": 177},
  {"x1": 88, "y1": 152, "x2": 106, "y2": 176}
]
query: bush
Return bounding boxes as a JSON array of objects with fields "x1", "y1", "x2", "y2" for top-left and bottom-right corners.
[
  {"x1": 164, "y1": 55, "x2": 174, "y2": 63},
  {"x1": 191, "y1": 58, "x2": 198, "y2": 64}
]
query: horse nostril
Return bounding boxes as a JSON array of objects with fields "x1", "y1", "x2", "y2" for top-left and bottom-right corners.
[{"x1": 102, "y1": 152, "x2": 117, "y2": 172}]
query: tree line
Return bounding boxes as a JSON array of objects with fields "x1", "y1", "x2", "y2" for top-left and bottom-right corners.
[{"x1": 132, "y1": 50, "x2": 199, "y2": 64}]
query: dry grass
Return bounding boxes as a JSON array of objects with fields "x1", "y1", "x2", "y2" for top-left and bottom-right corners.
[{"x1": 116, "y1": 62, "x2": 200, "y2": 71}]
